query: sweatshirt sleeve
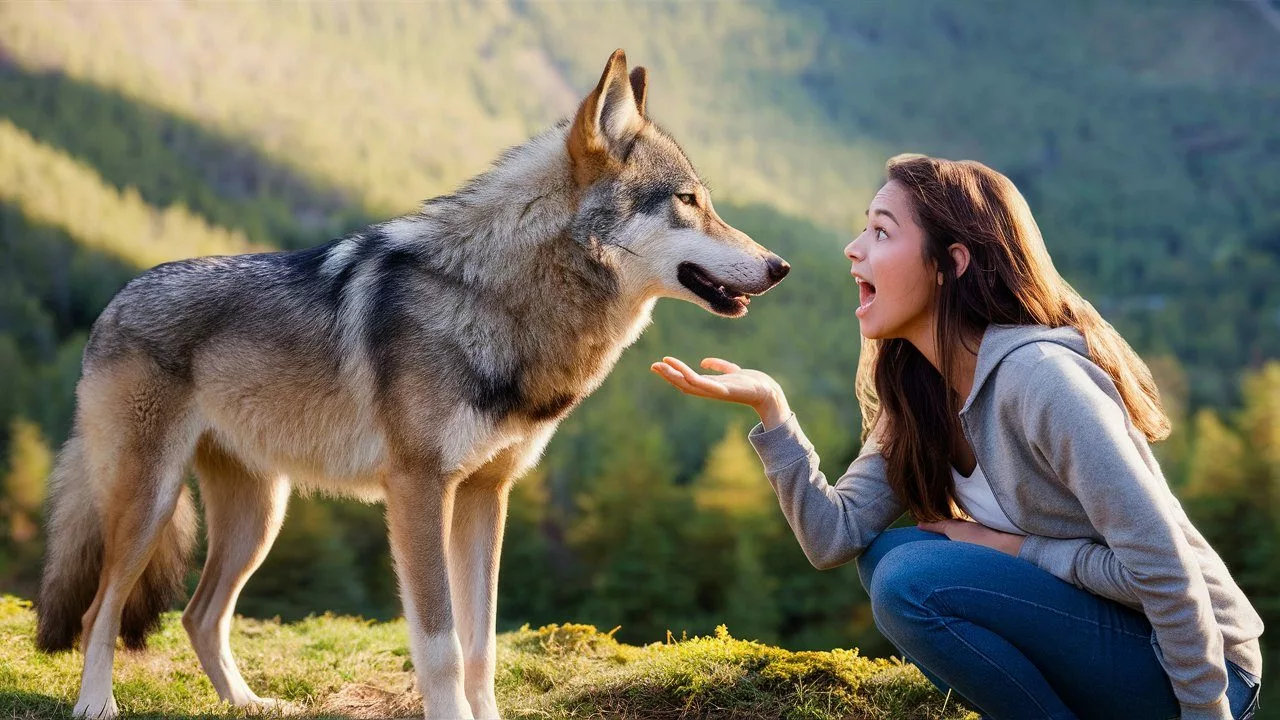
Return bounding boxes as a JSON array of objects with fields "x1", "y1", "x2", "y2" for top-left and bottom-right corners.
[
  {"x1": 1018, "y1": 534, "x2": 1143, "y2": 611},
  {"x1": 747, "y1": 413, "x2": 906, "y2": 570},
  {"x1": 1018, "y1": 352, "x2": 1230, "y2": 720}
]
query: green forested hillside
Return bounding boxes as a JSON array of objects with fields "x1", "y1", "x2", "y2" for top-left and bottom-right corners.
[{"x1": 2, "y1": 1, "x2": 1279, "y2": 715}]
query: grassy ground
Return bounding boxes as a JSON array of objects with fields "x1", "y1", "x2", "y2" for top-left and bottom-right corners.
[{"x1": 0, "y1": 596, "x2": 977, "y2": 720}]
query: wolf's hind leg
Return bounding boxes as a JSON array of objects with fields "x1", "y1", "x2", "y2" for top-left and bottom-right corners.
[
  {"x1": 183, "y1": 437, "x2": 291, "y2": 710},
  {"x1": 74, "y1": 373, "x2": 200, "y2": 720}
]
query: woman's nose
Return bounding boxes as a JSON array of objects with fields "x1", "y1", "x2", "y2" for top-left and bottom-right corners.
[{"x1": 844, "y1": 237, "x2": 860, "y2": 261}]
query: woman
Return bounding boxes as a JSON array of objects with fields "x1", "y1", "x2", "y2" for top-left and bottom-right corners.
[{"x1": 651, "y1": 154, "x2": 1264, "y2": 720}]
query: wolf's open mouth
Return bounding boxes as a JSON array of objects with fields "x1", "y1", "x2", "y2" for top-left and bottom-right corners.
[{"x1": 677, "y1": 262, "x2": 752, "y2": 316}]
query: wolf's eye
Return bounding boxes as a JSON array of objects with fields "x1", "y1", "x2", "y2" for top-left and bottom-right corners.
[{"x1": 675, "y1": 193, "x2": 698, "y2": 207}]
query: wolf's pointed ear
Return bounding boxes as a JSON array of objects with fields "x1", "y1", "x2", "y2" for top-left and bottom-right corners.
[
  {"x1": 630, "y1": 66, "x2": 648, "y2": 117},
  {"x1": 568, "y1": 49, "x2": 645, "y2": 186}
]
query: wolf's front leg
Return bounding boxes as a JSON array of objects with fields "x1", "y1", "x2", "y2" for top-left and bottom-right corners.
[
  {"x1": 449, "y1": 451, "x2": 519, "y2": 720},
  {"x1": 386, "y1": 469, "x2": 472, "y2": 720}
]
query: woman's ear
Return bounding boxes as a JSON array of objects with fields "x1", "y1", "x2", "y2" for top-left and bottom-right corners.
[{"x1": 949, "y1": 242, "x2": 971, "y2": 280}]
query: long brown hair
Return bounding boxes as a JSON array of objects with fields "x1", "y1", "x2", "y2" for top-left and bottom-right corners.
[{"x1": 855, "y1": 154, "x2": 1171, "y2": 523}]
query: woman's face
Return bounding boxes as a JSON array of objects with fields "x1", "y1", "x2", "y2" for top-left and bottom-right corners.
[{"x1": 844, "y1": 180, "x2": 938, "y2": 341}]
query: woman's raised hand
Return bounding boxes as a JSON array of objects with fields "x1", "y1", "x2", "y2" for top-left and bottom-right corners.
[{"x1": 650, "y1": 356, "x2": 792, "y2": 429}]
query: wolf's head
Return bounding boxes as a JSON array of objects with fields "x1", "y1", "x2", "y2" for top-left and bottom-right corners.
[{"x1": 567, "y1": 50, "x2": 789, "y2": 318}]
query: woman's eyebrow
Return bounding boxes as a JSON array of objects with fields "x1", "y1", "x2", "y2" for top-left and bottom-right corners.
[{"x1": 865, "y1": 208, "x2": 899, "y2": 225}]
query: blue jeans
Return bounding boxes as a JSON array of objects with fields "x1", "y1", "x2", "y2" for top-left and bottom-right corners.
[{"x1": 856, "y1": 527, "x2": 1263, "y2": 720}]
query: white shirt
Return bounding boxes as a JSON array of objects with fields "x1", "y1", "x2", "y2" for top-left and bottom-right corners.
[{"x1": 951, "y1": 461, "x2": 1026, "y2": 536}]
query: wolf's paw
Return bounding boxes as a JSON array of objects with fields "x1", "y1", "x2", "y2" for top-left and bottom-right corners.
[
  {"x1": 72, "y1": 694, "x2": 118, "y2": 719},
  {"x1": 423, "y1": 697, "x2": 474, "y2": 720},
  {"x1": 468, "y1": 692, "x2": 501, "y2": 720}
]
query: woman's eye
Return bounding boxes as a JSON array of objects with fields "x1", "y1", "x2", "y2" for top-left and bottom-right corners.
[
  {"x1": 876, "y1": 228, "x2": 888, "y2": 241},
  {"x1": 676, "y1": 193, "x2": 698, "y2": 207}
]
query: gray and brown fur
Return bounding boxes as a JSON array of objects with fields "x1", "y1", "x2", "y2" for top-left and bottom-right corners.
[{"x1": 36, "y1": 49, "x2": 789, "y2": 720}]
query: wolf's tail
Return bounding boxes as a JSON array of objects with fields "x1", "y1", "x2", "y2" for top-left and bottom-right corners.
[
  {"x1": 35, "y1": 432, "x2": 197, "y2": 652},
  {"x1": 35, "y1": 434, "x2": 101, "y2": 651}
]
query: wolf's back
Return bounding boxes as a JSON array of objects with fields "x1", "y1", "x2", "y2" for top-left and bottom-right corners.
[{"x1": 83, "y1": 249, "x2": 335, "y2": 378}]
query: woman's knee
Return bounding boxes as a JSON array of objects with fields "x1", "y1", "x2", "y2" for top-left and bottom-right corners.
[
  {"x1": 857, "y1": 526, "x2": 949, "y2": 592},
  {"x1": 867, "y1": 537, "x2": 974, "y2": 622},
  {"x1": 868, "y1": 543, "x2": 925, "y2": 609}
]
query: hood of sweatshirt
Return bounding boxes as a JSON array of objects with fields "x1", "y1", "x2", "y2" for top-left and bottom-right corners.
[{"x1": 959, "y1": 322, "x2": 1090, "y2": 416}]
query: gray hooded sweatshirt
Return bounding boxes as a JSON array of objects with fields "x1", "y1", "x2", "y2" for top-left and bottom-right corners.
[{"x1": 746, "y1": 322, "x2": 1263, "y2": 720}]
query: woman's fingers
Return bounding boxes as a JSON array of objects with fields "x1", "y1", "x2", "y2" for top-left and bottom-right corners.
[
  {"x1": 655, "y1": 358, "x2": 729, "y2": 397},
  {"x1": 665, "y1": 356, "x2": 724, "y2": 391},
  {"x1": 917, "y1": 520, "x2": 950, "y2": 535},
  {"x1": 661, "y1": 368, "x2": 723, "y2": 397},
  {"x1": 650, "y1": 362, "x2": 687, "y2": 389},
  {"x1": 701, "y1": 357, "x2": 741, "y2": 374},
  {"x1": 662, "y1": 356, "x2": 701, "y2": 380}
]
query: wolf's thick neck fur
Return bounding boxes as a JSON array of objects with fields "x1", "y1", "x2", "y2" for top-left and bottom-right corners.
[{"x1": 327, "y1": 121, "x2": 655, "y2": 424}]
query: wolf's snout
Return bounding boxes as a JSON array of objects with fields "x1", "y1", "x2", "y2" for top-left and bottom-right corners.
[{"x1": 766, "y1": 255, "x2": 791, "y2": 284}]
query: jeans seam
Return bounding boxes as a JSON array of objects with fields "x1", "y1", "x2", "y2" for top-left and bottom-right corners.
[
  {"x1": 928, "y1": 611, "x2": 1058, "y2": 718},
  {"x1": 928, "y1": 585, "x2": 1152, "y2": 640}
]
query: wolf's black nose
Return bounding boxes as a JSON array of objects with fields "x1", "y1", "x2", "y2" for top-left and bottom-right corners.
[{"x1": 767, "y1": 255, "x2": 791, "y2": 282}]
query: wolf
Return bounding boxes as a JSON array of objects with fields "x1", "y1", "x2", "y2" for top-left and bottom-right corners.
[{"x1": 34, "y1": 49, "x2": 789, "y2": 719}]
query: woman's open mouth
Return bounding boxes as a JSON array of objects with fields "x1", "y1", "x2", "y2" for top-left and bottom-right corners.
[
  {"x1": 678, "y1": 262, "x2": 752, "y2": 316},
  {"x1": 855, "y1": 278, "x2": 876, "y2": 317}
]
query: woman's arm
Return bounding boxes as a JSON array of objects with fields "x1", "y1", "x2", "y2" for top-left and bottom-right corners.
[
  {"x1": 1015, "y1": 350, "x2": 1230, "y2": 720},
  {"x1": 912, "y1": 517, "x2": 1145, "y2": 611},
  {"x1": 747, "y1": 412, "x2": 906, "y2": 569},
  {"x1": 1017, "y1": 534, "x2": 1143, "y2": 611},
  {"x1": 652, "y1": 356, "x2": 906, "y2": 569}
]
